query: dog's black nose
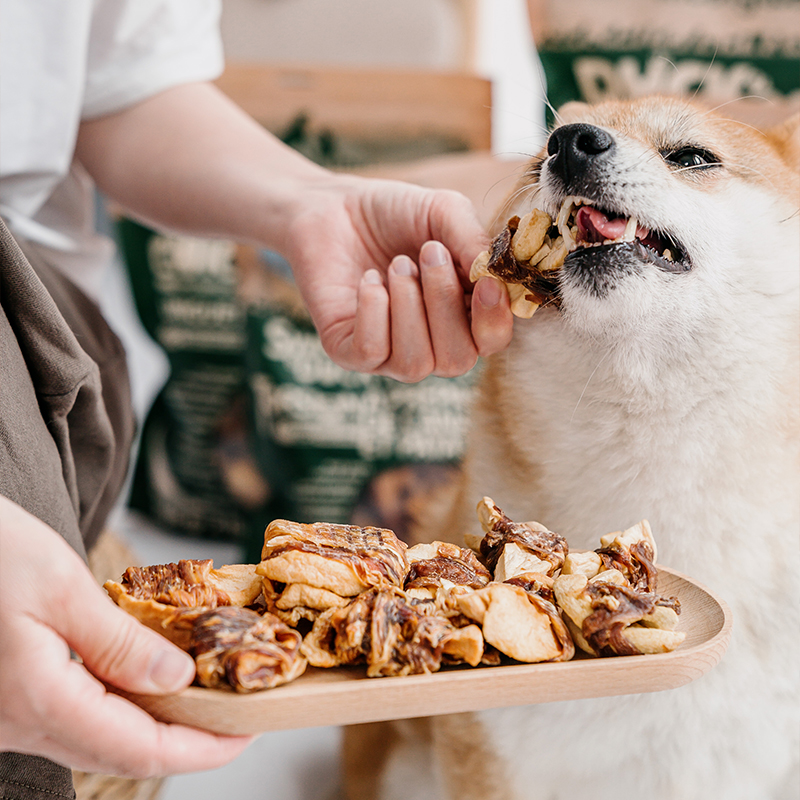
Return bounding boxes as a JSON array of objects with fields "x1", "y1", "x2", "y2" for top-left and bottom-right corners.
[{"x1": 547, "y1": 123, "x2": 614, "y2": 187}]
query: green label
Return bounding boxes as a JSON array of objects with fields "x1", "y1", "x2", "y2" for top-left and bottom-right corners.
[{"x1": 246, "y1": 306, "x2": 477, "y2": 526}]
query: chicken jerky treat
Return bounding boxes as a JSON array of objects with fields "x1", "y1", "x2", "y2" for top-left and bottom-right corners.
[
  {"x1": 104, "y1": 559, "x2": 262, "y2": 649},
  {"x1": 172, "y1": 606, "x2": 307, "y2": 692},
  {"x1": 595, "y1": 520, "x2": 659, "y2": 592},
  {"x1": 472, "y1": 497, "x2": 568, "y2": 582},
  {"x1": 302, "y1": 587, "x2": 484, "y2": 677},
  {"x1": 561, "y1": 521, "x2": 658, "y2": 590},
  {"x1": 554, "y1": 572, "x2": 684, "y2": 657},
  {"x1": 257, "y1": 519, "x2": 408, "y2": 625},
  {"x1": 259, "y1": 519, "x2": 408, "y2": 594},
  {"x1": 404, "y1": 541, "x2": 492, "y2": 601},
  {"x1": 457, "y1": 581, "x2": 574, "y2": 663},
  {"x1": 470, "y1": 210, "x2": 565, "y2": 318}
]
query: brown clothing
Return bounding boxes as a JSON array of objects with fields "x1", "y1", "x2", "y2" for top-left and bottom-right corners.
[{"x1": 0, "y1": 218, "x2": 135, "y2": 799}]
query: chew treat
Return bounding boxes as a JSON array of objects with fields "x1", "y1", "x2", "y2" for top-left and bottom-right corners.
[
  {"x1": 258, "y1": 519, "x2": 408, "y2": 597},
  {"x1": 104, "y1": 560, "x2": 262, "y2": 649},
  {"x1": 475, "y1": 497, "x2": 568, "y2": 581},
  {"x1": 561, "y1": 550, "x2": 603, "y2": 579},
  {"x1": 261, "y1": 579, "x2": 353, "y2": 628},
  {"x1": 553, "y1": 573, "x2": 685, "y2": 657},
  {"x1": 470, "y1": 212, "x2": 564, "y2": 318},
  {"x1": 173, "y1": 606, "x2": 307, "y2": 692},
  {"x1": 596, "y1": 520, "x2": 658, "y2": 591},
  {"x1": 302, "y1": 587, "x2": 484, "y2": 676},
  {"x1": 456, "y1": 583, "x2": 574, "y2": 663},
  {"x1": 511, "y1": 208, "x2": 552, "y2": 262},
  {"x1": 503, "y1": 571, "x2": 556, "y2": 604},
  {"x1": 404, "y1": 541, "x2": 492, "y2": 601}
]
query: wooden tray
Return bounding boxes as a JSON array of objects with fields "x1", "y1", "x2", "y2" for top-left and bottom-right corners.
[{"x1": 117, "y1": 567, "x2": 731, "y2": 735}]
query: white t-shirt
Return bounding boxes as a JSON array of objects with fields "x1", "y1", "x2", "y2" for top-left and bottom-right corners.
[{"x1": 0, "y1": 0, "x2": 225, "y2": 298}]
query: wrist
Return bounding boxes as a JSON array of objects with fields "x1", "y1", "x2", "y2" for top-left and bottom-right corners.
[{"x1": 250, "y1": 148, "x2": 337, "y2": 256}]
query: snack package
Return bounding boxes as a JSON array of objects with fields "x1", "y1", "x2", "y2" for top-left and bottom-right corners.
[
  {"x1": 243, "y1": 259, "x2": 476, "y2": 558},
  {"x1": 119, "y1": 219, "x2": 258, "y2": 541},
  {"x1": 528, "y1": 0, "x2": 800, "y2": 126}
]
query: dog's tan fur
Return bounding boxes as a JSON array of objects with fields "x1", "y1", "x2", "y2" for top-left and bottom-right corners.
[{"x1": 344, "y1": 97, "x2": 800, "y2": 800}]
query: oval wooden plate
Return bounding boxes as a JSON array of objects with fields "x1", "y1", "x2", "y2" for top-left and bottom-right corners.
[{"x1": 116, "y1": 567, "x2": 731, "y2": 735}]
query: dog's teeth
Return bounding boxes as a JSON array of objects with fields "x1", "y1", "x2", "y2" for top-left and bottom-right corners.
[
  {"x1": 623, "y1": 217, "x2": 638, "y2": 242},
  {"x1": 561, "y1": 220, "x2": 576, "y2": 251},
  {"x1": 664, "y1": 248, "x2": 673, "y2": 262},
  {"x1": 556, "y1": 197, "x2": 575, "y2": 235}
]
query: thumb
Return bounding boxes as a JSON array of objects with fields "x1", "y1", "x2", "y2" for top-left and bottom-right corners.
[{"x1": 59, "y1": 561, "x2": 196, "y2": 695}]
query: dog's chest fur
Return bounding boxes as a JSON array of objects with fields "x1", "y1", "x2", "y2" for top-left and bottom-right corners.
[{"x1": 462, "y1": 311, "x2": 798, "y2": 583}]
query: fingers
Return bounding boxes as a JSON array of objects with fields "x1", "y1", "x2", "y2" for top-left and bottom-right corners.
[
  {"x1": 0, "y1": 501, "x2": 251, "y2": 779},
  {"x1": 424, "y1": 188, "x2": 489, "y2": 283},
  {"x1": 51, "y1": 553, "x2": 196, "y2": 696},
  {"x1": 43, "y1": 660, "x2": 253, "y2": 777},
  {"x1": 350, "y1": 269, "x2": 390, "y2": 370},
  {"x1": 360, "y1": 243, "x2": 510, "y2": 381},
  {"x1": 416, "y1": 242, "x2": 479, "y2": 376},
  {"x1": 319, "y1": 243, "x2": 513, "y2": 381},
  {"x1": 384, "y1": 255, "x2": 435, "y2": 382},
  {"x1": 470, "y1": 276, "x2": 514, "y2": 357}
]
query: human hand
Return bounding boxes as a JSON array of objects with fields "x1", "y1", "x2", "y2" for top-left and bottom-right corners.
[
  {"x1": 0, "y1": 497, "x2": 253, "y2": 777},
  {"x1": 282, "y1": 174, "x2": 513, "y2": 381}
]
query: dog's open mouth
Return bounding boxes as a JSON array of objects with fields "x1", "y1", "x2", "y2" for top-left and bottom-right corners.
[{"x1": 556, "y1": 196, "x2": 690, "y2": 273}]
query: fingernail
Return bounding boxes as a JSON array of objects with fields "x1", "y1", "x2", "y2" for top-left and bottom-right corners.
[
  {"x1": 476, "y1": 276, "x2": 503, "y2": 308},
  {"x1": 420, "y1": 241, "x2": 448, "y2": 268},
  {"x1": 391, "y1": 256, "x2": 417, "y2": 277},
  {"x1": 149, "y1": 648, "x2": 194, "y2": 692},
  {"x1": 362, "y1": 269, "x2": 382, "y2": 286}
]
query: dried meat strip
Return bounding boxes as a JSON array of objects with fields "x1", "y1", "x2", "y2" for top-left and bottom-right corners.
[
  {"x1": 178, "y1": 606, "x2": 307, "y2": 692},
  {"x1": 302, "y1": 587, "x2": 483, "y2": 677}
]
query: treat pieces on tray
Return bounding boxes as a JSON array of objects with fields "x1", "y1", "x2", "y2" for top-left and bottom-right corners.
[{"x1": 104, "y1": 501, "x2": 685, "y2": 693}]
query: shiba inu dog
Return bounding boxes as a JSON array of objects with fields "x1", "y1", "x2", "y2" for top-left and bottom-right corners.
[{"x1": 343, "y1": 97, "x2": 800, "y2": 800}]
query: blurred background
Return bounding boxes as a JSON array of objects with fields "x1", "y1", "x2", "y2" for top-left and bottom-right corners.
[{"x1": 85, "y1": 0, "x2": 799, "y2": 798}]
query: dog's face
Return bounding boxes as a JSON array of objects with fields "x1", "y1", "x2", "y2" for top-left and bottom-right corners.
[{"x1": 515, "y1": 97, "x2": 799, "y2": 360}]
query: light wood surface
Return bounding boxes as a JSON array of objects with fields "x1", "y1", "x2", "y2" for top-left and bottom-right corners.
[
  {"x1": 215, "y1": 62, "x2": 492, "y2": 151},
  {"x1": 116, "y1": 567, "x2": 731, "y2": 736}
]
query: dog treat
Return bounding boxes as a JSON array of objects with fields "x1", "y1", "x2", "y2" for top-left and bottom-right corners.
[
  {"x1": 561, "y1": 520, "x2": 659, "y2": 593},
  {"x1": 457, "y1": 582, "x2": 574, "y2": 663},
  {"x1": 301, "y1": 586, "x2": 484, "y2": 676},
  {"x1": 258, "y1": 519, "x2": 408, "y2": 596},
  {"x1": 404, "y1": 541, "x2": 492, "y2": 600},
  {"x1": 105, "y1": 504, "x2": 687, "y2": 693},
  {"x1": 554, "y1": 573, "x2": 684, "y2": 656},
  {"x1": 103, "y1": 560, "x2": 262, "y2": 649},
  {"x1": 474, "y1": 496, "x2": 568, "y2": 581},
  {"x1": 175, "y1": 606, "x2": 307, "y2": 692},
  {"x1": 470, "y1": 211, "x2": 565, "y2": 318},
  {"x1": 257, "y1": 518, "x2": 409, "y2": 625},
  {"x1": 596, "y1": 520, "x2": 659, "y2": 591}
]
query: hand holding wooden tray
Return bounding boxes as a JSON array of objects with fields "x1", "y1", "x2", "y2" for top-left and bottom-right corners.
[{"x1": 113, "y1": 567, "x2": 730, "y2": 736}]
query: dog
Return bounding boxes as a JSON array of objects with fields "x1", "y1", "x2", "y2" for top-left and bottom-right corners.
[{"x1": 343, "y1": 96, "x2": 800, "y2": 800}]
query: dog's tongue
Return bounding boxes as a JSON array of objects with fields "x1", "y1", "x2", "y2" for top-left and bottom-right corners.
[{"x1": 575, "y1": 205, "x2": 629, "y2": 243}]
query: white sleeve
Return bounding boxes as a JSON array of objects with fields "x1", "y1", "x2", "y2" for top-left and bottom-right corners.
[{"x1": 82, "y1": 0, "x2": 225, "y2": 119}]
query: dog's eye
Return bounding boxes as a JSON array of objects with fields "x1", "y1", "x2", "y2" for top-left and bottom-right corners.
[{"x1": 662, "y1": 147, "x2": 720, "y2": 170}]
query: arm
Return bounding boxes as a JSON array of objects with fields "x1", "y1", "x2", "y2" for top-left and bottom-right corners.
[
  {"x1": 75, "y1": 82, "x2": 513, "y2": 380},
  {"x1": 0, "y1": 495, "x2": 253, "y2": 776}
]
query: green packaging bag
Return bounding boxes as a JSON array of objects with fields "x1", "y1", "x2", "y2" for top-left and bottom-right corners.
[{"x1": 530, "y1": 0, "x2": 800, "y2": 124}]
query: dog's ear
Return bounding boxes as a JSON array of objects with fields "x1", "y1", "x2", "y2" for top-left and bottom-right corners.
[
  {"x1": 554, "y1": 101, "x2": 591, "y2": 126},
  {"x1": 766, "y1": 112, "x2": 800, "y2": 172}
]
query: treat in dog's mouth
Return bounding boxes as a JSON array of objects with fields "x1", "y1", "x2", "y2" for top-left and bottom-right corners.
[
  {"x1": 470, "y1": 194, "x2": 691, "y2": 317},
  {"x1": 557, "y1": 196, "x2": 690, "y2": 274}
]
